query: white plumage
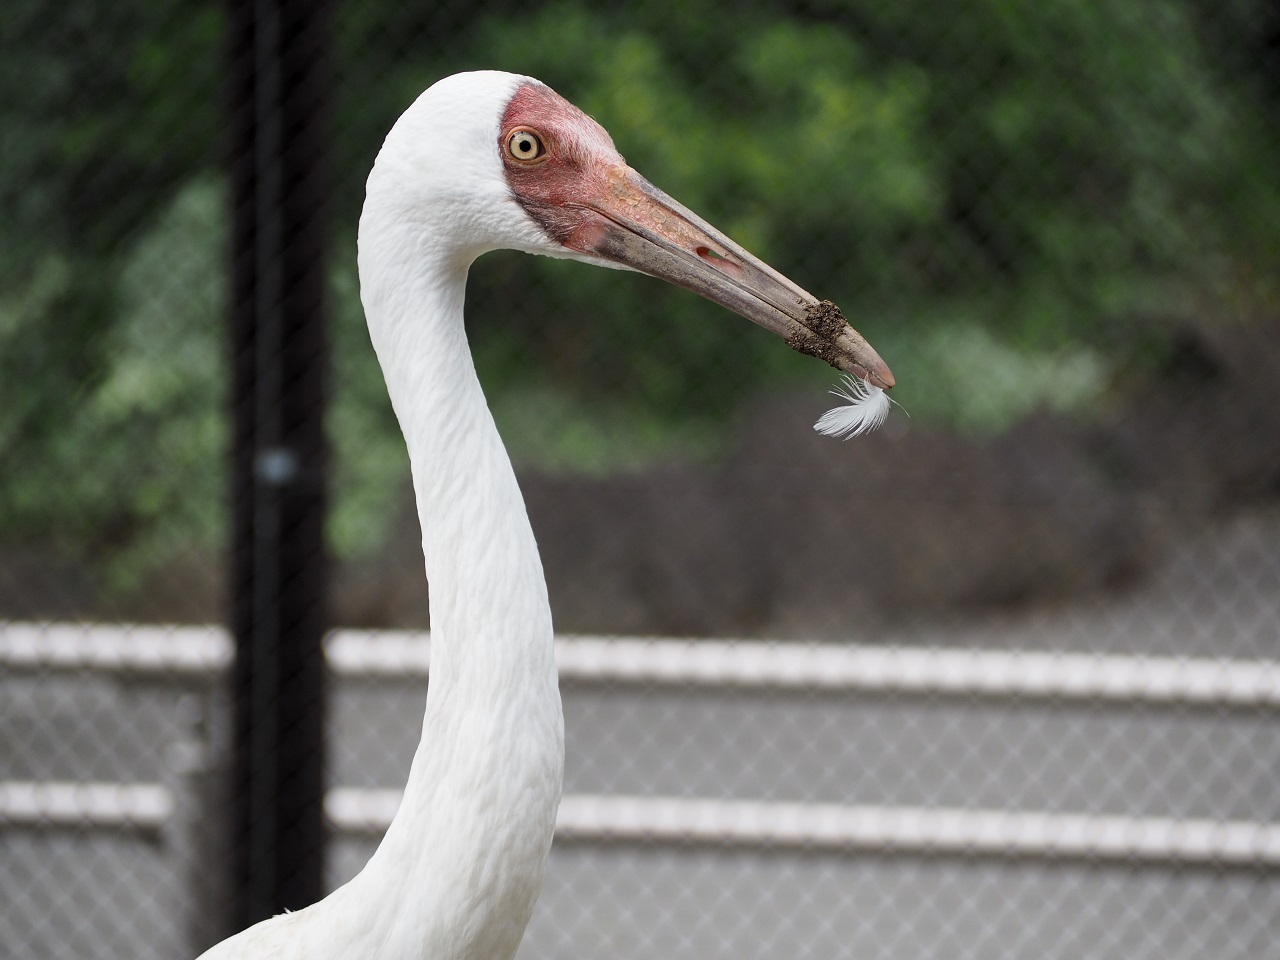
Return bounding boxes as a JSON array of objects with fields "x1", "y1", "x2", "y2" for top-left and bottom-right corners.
[
  {"x1": 813, "y1": 375, "x2": 892, "y2": 439},
  {"x1": 198, "y1": 70, "x2": 892, "y2": 960}
]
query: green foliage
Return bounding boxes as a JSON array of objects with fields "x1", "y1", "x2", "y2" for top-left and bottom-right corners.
[
  {"x1": 3, "y1": 0, "x2": 1278, "y2": 576},
  {"x1": 0, "y1": 0, "x2": 221, "y2": 275},
  {"x1": 891, "y1": 321, "x2": 1107, "y2": 433},
  {"x1": 1, "y1": 179, "x2": 227, "y2": 584}
]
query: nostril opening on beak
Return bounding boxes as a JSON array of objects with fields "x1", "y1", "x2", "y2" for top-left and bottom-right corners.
[{"x1": 696, "y1": 246, "x2": 739, "y2": 273}]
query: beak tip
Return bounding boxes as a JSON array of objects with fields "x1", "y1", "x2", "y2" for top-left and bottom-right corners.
[
  {"x1": 809, "y1": 300, "x2": 894, "y2": 391},
  {"x1": 872, "y1": 365, "x2": 896, "y2": 390}
]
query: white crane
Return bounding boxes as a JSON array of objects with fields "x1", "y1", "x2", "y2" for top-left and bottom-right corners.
[{"x1": 198, "y1": 70, "x2": 893, "y2": 960}]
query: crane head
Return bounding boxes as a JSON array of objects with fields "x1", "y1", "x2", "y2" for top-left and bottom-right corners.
[{"x1": 368, "y1": 71, "x2": 893, "y2": 391}]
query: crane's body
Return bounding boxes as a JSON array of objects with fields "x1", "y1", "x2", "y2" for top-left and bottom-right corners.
[{"x1": 199, "y1": 70, "x2": 891, "y2": 960}]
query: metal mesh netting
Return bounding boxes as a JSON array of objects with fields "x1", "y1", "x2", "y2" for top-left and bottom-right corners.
[{"x1": 3, "y1": 1, "x2": 1280, "y2": 958}]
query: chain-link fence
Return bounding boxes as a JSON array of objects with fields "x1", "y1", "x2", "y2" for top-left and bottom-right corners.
[{"x1": 3, "y1": 1, "x2": 1280, "y2": 958}]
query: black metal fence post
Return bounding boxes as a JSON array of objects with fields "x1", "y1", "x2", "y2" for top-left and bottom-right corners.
[{"x1": 225, "y1": 0, "x2": 331, "y2": 935}]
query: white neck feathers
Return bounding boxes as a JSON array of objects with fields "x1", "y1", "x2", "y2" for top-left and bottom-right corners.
[{"x1": 348, "y1": 144, "x2": 564, "y2": 955}]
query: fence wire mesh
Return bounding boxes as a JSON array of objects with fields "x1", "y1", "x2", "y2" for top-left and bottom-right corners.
[{"x1": 3, "y1": 0, "x2": 1280, "y2": 958}]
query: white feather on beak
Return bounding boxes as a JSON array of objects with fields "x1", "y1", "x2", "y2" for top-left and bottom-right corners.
[{"x1": 813, "y1": 374, "x2": 892, "y2": 439}]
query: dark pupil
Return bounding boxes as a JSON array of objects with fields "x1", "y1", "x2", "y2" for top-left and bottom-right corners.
[{"x1": 517, "y1": 136, "x2": 533, "y2": 154}]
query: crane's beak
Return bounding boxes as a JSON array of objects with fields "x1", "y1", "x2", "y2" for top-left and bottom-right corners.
[{"x1": 569, "y1": 166, "x2": 894, "y2": 389}]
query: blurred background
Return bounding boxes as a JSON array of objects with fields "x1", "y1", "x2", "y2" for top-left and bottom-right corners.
[{"x1": 2, "y1": 0, "x2": 1279, "y2": 957}]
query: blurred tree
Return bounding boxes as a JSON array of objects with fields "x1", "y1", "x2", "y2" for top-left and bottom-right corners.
[
  {"x1": 2, "y1": 0, "x2": 1277, "y2": 583},
  {"x1": 0, "y1": 0, "x2": 223, "y2": 581}
]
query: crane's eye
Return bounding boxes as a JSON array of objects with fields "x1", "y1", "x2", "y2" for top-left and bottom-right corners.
[{"x1": 506, "y1": 128, "x2": 545, "y2": 162}]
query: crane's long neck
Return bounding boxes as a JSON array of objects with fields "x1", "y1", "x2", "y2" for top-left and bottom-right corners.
[{"x1": 346, "y1": 209, "x2": 564, "y2": 960}]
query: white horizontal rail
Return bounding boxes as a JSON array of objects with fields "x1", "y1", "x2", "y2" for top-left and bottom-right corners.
[
  {"x1": 0, "y1": 623, "x2": 229, "y2": 676},
  {"x1": 328, "y1": 789, "x2": 1280, "y2": 867},
  {"x1": 554, "y1": 637, "x2": 1280, "y2": 707},
  {"x1": 3, "y1": 622, "x2": 1279, "y2": 708},
  {"x1": 7, "y1": 780, "x2": 1275, "y2": 867},
  {"x1": 0, "y1": 781, "x2": 172, "y2": 830}
]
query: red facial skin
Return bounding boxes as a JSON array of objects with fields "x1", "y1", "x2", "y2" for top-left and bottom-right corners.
[
  {"x1": 499, "y1": 83, "x2": 741, "y2": 267},
  {"x1": 499, "y1": 83, "x2": 626, "y2": 250}
]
